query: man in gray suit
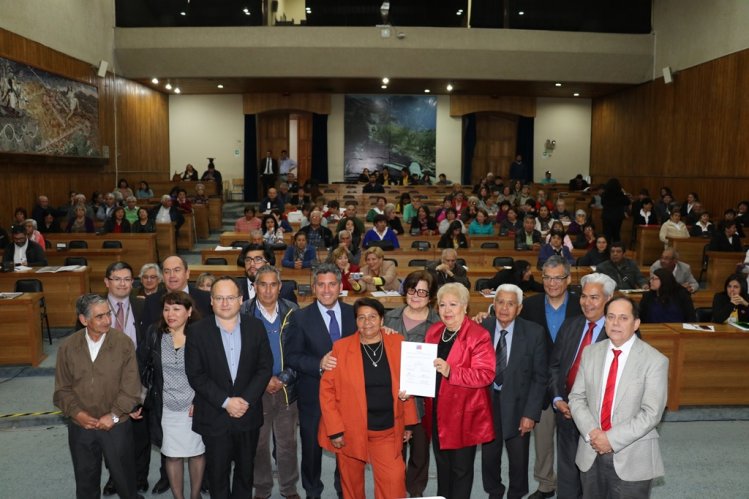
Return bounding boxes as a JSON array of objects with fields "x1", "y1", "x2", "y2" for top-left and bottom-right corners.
[
  {"x1": 649, "y1": 248, "x2": 699, "y2": 293},
  {"x1": 569, "y1": 296, "x2": 668, "y2": 498},
  {"x1": 481, "y1": 284, "x2": 548, "y2": 499}
]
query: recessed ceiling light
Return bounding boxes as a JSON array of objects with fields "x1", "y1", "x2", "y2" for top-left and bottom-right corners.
[
  {"x1": 174, "y1": 87, "x2": 181, "y2": 94},
  {"x1": 424, "y1": 89, "x2": 431, "y2": 93},
  {"x1": 217, "y1": 84, "x2": 224, "y2": 89},
  {"x1": 180, "y1": 11, "x2": 186, "y2": 16},
  {"x1": 456, "y1": 10, "x2": 463, "y2": 15},
  {"x1": 555, "y1": 82, "x2": 562, "y2": 87},
  {"x1": 306, "y1": 7, "x2": 311, "y2": 13},
  {"x1": 446, "y1": 84, "x2": 453, "y2": 92},
  {"x1": 151, "y1": 78, "x2": 159, "y2": 84},
  {"x1": 518, "y1": 11, "x2": 525, "y2": 15},
  {"x1": 165, "y1": 83, "x2": 172, "y2": 90},
  {"x1": 381, "y1": 85, "x2": 387, "y2": 89},
  {"x1": 382, "y1": 77, "x2": 389, "y2": 84},
  {"x1": 573, "y1": 92, "x2": 580, "y2": 97}
]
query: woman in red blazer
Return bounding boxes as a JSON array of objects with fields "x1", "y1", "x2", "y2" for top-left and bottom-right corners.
[
  {"x1": 425, "y1": 282, "x2": 496, "y2": 499},
  {"x1": 319, "y1": 298, "x2": 418, "y2": 499}
]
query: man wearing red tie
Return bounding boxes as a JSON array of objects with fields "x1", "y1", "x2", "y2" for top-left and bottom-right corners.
[
  {"x1": 549, "y1": 273, "x2": 616, "y2": 498},
  {"x1": 568, "y1": 296, "x2": 668, "y2": 498}
]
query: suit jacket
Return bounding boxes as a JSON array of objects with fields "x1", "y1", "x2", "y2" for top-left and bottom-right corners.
[
  {"x1": 481, "y1": 316, "x2": 548, "y2": 440},
  {"x1": 141, "y1": 284, "x2": 212, "y2": 331},
  {"x1": 238, "y1": 276, "x2": 297, "y2": 304},
  {"x1": 259, "y1": 157, "x2": 278, "y2": 176},
  {"x1": 649, "y1": 260, "x2": 699, "y2": 292},
  {"x1": 284, "y1": 301, "x2": 356, "y2": 412},
  {"x1": 185, "y1": 315, "x2": 273, "y2": 436},
  {"x1": 318, "y1": 333, "x2": 418, "y2": 460},
  {"x1": 520, "y1": 291, "x2": 582, "y2": 361},
  {"x1": 148, "y1": 205, "x2": 184, "y2": 231},
  {"x1": 3, "y1": 240, "x2": 48, "y2": 266},
  {"x1": 549, "y1": 315, "x2": 608, "y2": 402},
  {"x1": 568, "y1": 336, "x2": 668, "y2": 481},
  {"x1": 708, "y1": 232, "x2": 743, "y2": 252}
]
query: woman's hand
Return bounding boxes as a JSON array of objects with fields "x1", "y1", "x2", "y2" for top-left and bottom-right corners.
[
  {"x1": 188, "y1": 405, "x2": 194, "y2": 417},
  {"x1": 331, "y1": 436, "x2": 345, "y2": 449},
  {"x1": 730, "y1": 294, "x2": 748, "y2": 307},
  {"x1": 382, "y1": 326, "x2": 399, "y2": 336},
  {"x1": 403, "y1": 430, "x2": 413, "y2": 442},
  {"x1": 434, "y1": 358, "x2": 451, "y2": 378},
  {"x1": 397, "y1": 390, "x2": 410, "y2": 401},
  {"x1": 361, "y1": 275, "x2": 374, "y2": 284}
]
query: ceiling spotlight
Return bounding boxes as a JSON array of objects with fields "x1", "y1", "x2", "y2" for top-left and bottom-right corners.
[
  {"x1": 180, "y1": 11, "x2": 186, "y2": 16},
  {"x1": 424, "y1": 89, "x2": 431, "y2": 93},
  {"x1": 382, "y1": 77, "x2": 389, "y2": 84},
  {"x1": 174, "y1": 87, "x2": 181, "y2": 94},
  {"x1": 380, "y1": 1, "x2": 390, "y2": 24},
  {"x1": 555, "y1": 82, "x2": 562, "y2": 87},
  {"x1": 518, "y1": 11, "x2": 525, "y2": 15},
  {"x1": 573, "y1": 92, "x2": 580, "y2": 97},
  {"x1": 381, "y1": 85, "x2": 387, "y2": 89},
  {"x1": 217, "y1": 84, "x2": 224, "y2": 89},
  {"x1": 165, "y1": 83, "x2": 173, "y2": 90},
  {"x1": 446, "y1": 84, "x2": 453, "y2": 92},
  {"x1": 243, "y1": 7, "x2": 250, "y2": 15},
  {"x1": 151, "y1": 78, "x2": 159, "y2": 84},
  {"x1": 456, "y1": 9, "x2": 463, "y2": 15},
  {"x1": 306, "y1": 7, "x2": 311, "y2": 13}
]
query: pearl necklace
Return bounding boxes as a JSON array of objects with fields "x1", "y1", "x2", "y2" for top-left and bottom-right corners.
[{"x1": 441, "y1": 326, "x2": 458, "y2": 343}]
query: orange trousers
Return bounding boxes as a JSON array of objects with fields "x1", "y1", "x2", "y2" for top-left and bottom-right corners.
[{"x1": 337, "y1": 428, "x2": 406, "y2": 499}]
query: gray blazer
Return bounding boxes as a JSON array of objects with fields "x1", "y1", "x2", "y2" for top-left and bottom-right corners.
[
  {"x1": 569, "y1": 336, "x2": 668, "y2": 481},
  {"x1": 649, "y1": 260, "x2": 699, "y2": 292}
]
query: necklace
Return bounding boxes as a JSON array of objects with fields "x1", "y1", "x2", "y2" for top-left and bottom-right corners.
[
  {"x1": 361, "y1": 340, "x2": 383, "y2": 367},
  {"x1": 441, "y1": 326, "x2": 458, "y2": 343}
]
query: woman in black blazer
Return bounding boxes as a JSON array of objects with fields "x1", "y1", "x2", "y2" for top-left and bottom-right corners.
[
  {"x1": 437, "y1": 221, "x2": 469, "y2": 249},
  {"x1": 712, "y1": 274, "x2": 749, "y2": 323},
  {"x1": 639, "y1": 268, "x2": 696, "y2": 323}
]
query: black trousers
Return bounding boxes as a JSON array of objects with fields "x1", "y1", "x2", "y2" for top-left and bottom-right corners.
[
  {"x1": 68, "y1": 420, "x2": 137, "y2": 499},
  {"x1": 432, "y1": 415, "x2": 476, "y2": 499},
  {"x1": 556, "y1": 411, "x2": 583, "y2": 499},
  {"x1": 580, "y1": 453, "x2": 653, "y2": 499},
  {"x1": 481, "y1": 389, "x2": 531, "y2": 499},
  {"x1": 403, "y1": 422, "x2": 430, "y2": 496},
  {"x1": 203, "y1": 429, "x2": 260, "y2": 499}
]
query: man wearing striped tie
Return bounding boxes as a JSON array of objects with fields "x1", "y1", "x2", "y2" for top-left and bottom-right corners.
[{"x1": 569, "y1": 296, "x2": 668, "y2": 499}]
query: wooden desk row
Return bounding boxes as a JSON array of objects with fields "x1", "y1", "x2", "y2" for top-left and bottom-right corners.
[
  {"x1": 0, "y1": 293, "x2": 45, "y2": 367},
  {"x1": 45, "y1": 233, "x2": 157, "y2": 275}
]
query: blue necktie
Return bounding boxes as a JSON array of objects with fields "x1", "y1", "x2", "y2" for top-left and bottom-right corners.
[{"x1": 327, "y1": 310, "x2": 341, "y2": 342}]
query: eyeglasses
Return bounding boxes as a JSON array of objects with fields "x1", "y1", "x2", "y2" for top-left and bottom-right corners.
[
  {"x1": 542, "y1": 275, "x2": 568, "y2": 282},
  {"x1": 407, "y1": 288, "x2": 429, "y2": 297},
  {"x1": 107, "y1": 277, "x2": 133, "y2": 283},
  {"x1": 246, "y1": 256, "x2": 267, "y2": 264},
  {"x1": 212, "y1": 295, "x2": 240, "y2": 303}
]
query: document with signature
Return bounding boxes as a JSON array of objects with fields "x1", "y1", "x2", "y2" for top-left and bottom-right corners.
[{"x1": 400, "y1": 342, "x2": 438, "y2": 398}]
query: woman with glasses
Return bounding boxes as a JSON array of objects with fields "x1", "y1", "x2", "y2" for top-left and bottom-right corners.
[
  {"x1": 640, "y1": 268, "x2": 696, "y2": 323},
  {"x1": 139, "y1": 291, "x2": 205, "y2": 499},
  {"x1": 319, "y1": 297, "x2": 418, "y2": 499},
  {"x1": 138, "y1": 263, "x2": 165, "y2": 297},
  {"x1": 384, "y1": 271, "x2": 440, "y2": 497}
]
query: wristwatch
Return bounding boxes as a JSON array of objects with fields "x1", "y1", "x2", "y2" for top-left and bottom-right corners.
[{"x1": 111, "y1": 413, "x2": 120, "y2": 424}]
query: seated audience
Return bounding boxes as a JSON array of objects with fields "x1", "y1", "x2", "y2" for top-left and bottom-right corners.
[
  {"x1": 192, "y1": 183, "x2": 210, "y2": 205},
  {"x1": 366, "y1": 197, "x2": 387, "y2": 222},
  {"x1": 515, "y1": 215, "x2": 542, "y2": 251},
  {"x1": 410, "y1": 206, "x2": 438, "y2": 236},
  {"x1": 174, "y1": 189, "x2": 193, "y2": 214},
  {"x1": 534, "y1": 190, "x2": 554, "y2": 212},
  {"x1": 351, "y1": 246, "x2": 399, "y2": 292},
  {"x1": 499, "y1": 207, "x2": 522, "y2": 236},
  {"x1": 436, "y1": 173, "x2": 452, "y2": 185},
  {"x1": 569, "y1": 173, "x2": 589, "y2": 191},
  {"x1": 23, "y1": 219, "x2": 46, "y2": 250},
  {"x1": 336, "y1": 203, "x2": 365, "y2": 236},
  {"x1": 538, "y1": 229, "x2": 575, "y2": 269},
  {"x1": 545, "y1": 220, "x2": 574, "y2": 250},
  {"x1": 137, "y1": 263, "x2": 164, "y2": 297},
  {"x1": 333, "y1": 229, "x2": 362, "y2": 265},
  {"x1": 460, "y1": 199, "x2": 479, "y2": 225},
  {"x1": 550, "y1": 198, "x2": 571, "y2": 222},
  {"x1": 362, "y1": 174, "x2": 385, "y2": 193},
  {"x1": 427, "y1": 248, "x2": 471, "y2": 289},
  {"x1": 96, "y1": 193, "x2": 118, "y2": 221},
  {"x1": 282, "y1": 232, "x2": 316, "y2": 269},
  {"x1": 649, "y1": 248, "x2": 699, "y2": 293},
  {"x1": 66, "y1": 205, "x2": 96, "y2": 233},
  {"x1": 577, "y1": 235, "x2": 610, "y2": 266},
  {"x1": 328, "y1": 245, "x2": 360, "y2": 291},
  {"x1": 690, "y1": 211, "x2": 715, "y2": 238},
  {"x1": 679, "y1": 192, "x2": 700, "y2": 218},
  {"x1": 260, "y1": 187, "x2": 284, "y2": 213},
  {"x1": 639, "y1": 268, "x2": 696, "y2": 323},
  {"x1": 195, "y1": 272, "x2": 216, "y2": 291},
  {"x1": 434, "y1": 196, "x2": 453, "y2": 222},
  {"x1": 150, "y1": 195, "x2": 185, "y2": 232},
  {"x1": 136, "y1": 180, "x2": 154, "y2": 199},
  {"x1": 723, "y1": 209, "x2": 745, "y2": 237},
  {"x1": 480, "y1": 259, "x2": 544, "y2": 294},
  {"x1": 324, "y1": 199, "x2": 342, "y2": 225},
  {"x1": 261, "y1": 214, "x2": 285, "y2": 246},
  {"x1": 437, "y1": 221, "x2": 469, "y2": 249},
  {"x1": 595, "y1": 241, "x2": 648, "y2": 289},
  {"x1": 659, "y1": 208, "x2": 689, "y2": 244},
  {"x1": 3, "y1": 225, "x2": 48, "y2": 266},
  {"x1": 234, "y1": 206, "x2": 262, "y2": 233},
  {"x1": 132, "y1": 207, "x2": 156, "y2": 233},
  {"x1": 384, "y1": 203, "x2": 404, "y2": 235},
  {"x1": 200, "y1": 162, "x2": 223, "y2": 196},
  {"x1": 12, "y1": 207, "x2": 27, "y2": 226},
  {"x1": 38, "y1": 210, "x2": 61, "y2": 234},
  {"x1": 438, "y1": 207, "x2": 465, "y2": 235},
  {"x1": 290, "y1": 186, "x2": 311, "y2": 208},
  {"x1": 535, "y1": 205, "x2": 553, "y2": 234},
  {"x1": 573, "y1": 224, "x2": 597, "y2": 250},
  {"x1": 685, "y1": 201, "x2": 705, "y2": 225},
  {"x1": 397, "y1": 193, "x2": 412, "y2": 215},
  {"x1": 377, "y1": 167, "x2": 399, "y2": 185},
  {"x1": 123, "y1": 196, "x2": 139, "y2": 224},
  {"x1": 300, "y1": 210, "x2": 334, "y2": 248},
  {"x1": 363, "y1": 214, "x2": 400, "y2": 249},
  {"x1": 566, "y1": 209, "x2": 593, "y2": 237},
  {"x1": 271, "y1": 209, "x2": 293, "y2": 233},
  {"x1": 712, "y1": 274, "x2": 749, "y2": 323},
  {"x1": 468, "y1": 208, "x2": 494, "y2": 236},
  {"x1": 102, "y1": 207, "x2": 131, "y2": 234},
  {"x1": 181, "y1": 163, "x2": 199, "y2": 180},
  {"x1": 31, "y1": 195, "x2": 52, "y2": 226},
  {"x1": 540, "y1": 170, "x2": 557, "y2": 184},
  {"x1": 115, "y1": 178, "x2": 133, "y2": 201},
  {"x1": 709, "y1": 221, "x2": 744, "y2": 252}
]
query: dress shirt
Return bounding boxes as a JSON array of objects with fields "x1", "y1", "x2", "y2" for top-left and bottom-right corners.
[
  {"x1": 108, "y1": 295, "x2": 137, "y2": 346},
  {"x1": 639, "y1": 209, "x2": 653, "y2": 225},
  {"x1": 553, "y1": 315, "x2": 605, "y2": 405},
  {"x1": 317, "y1": 300, "x2": 342, "y2": 338},
  {"x1": 263, "y1": 157, "x2": 273, "y2": 174},
  {"x1": 598, "y1": 335, "x2": 636, "y2": 417},
  {"x1": 279, "y1": 158, "x2": 296, "y2": 175},
  {"x1": 492, "y1": 320, "x2": 515, "y2": 390},
  {"x1": 13, "y1": 241, "x2": 28, "y2": 265},
  {"x1": 218, "y1": 315, "x2": 242, "y2": 385},
  {"x1": 155, "y1": 206, "x2": 172, "y2": 223},
  {"x1": 256, "y1": 301, "x2": 279, "y2": 323},
  {"x1": 544, "y1": 293, "x2": 569, "y2": 342},
  {"x1": 245, "y1": 278, "x2": 256, "y2": 301},
  {"x1": 85, "y1": 329, "x2": 107, "y2": 362}
]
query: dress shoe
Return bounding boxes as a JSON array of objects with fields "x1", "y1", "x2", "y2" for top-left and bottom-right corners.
[
  {"x1": 151, "y1": 477, "x2": 170, "y2": 494},
  {"x1": 102, "y1": 478, "x2": 116, "y2": 496},
  {"x1": 137, "y1": 478, "x2": 148, "y2": 492},
  {"x1": 528, "y1": 489, "x2": 555, "y2": 499}
]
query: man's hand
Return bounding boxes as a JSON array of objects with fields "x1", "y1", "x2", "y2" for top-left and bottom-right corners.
[
  {"x1": 320, "y1": 351, "x2": 337, "y2": 371},
  {"x1": 331, "y1": 436, "x2": 345, "y2": 449},
  {"x1": 435, "y1": 263, "x2": 448, "y2": 273},
  {"x1": 554, "y1": 400, "x2": 572, "y2": 419},
  {"x1": 397, "y1": 390, "x2": 410, "y2": 401},
  {"x1": 403, "y1": 430, "x2": 413, "y2": 442},
  {"x1": 472, "y1": 311, "x2": 490, "y2": 322},
  {"x1": 129, "y1": 407, "x2": 143, "y2": 420},
  {"x1": 189, "y1": 405, "x2": 194, "y2": 417},
  {"x1": 589, "y1": 428, "x2": 613, "y2": 454},
  {"x1": 73, "y1": 410, "x2": 99, "y2": 430},
  {"x1": 294, "y1": 260, "x2": 302, "y2": 270},
  {"x1": 266, "y1": 376, "x2": 284, "y2": 394},
  {"x1": 226, "y1": 397, "x2": 249, "y2": 418},
  {"x1": 519, "y1": 416, "x2": 535, "y2": 436},
  {"x1": 381, "y1": 326, "x2": 399, "y2": 336},
  {"x1": 96, "y1": 414, "x2": 116, "y2": 431}
]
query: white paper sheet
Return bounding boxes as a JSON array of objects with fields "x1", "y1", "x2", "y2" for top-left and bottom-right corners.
[{"x1": 400, "y1": 341, "x2": 438, "y2": 398}]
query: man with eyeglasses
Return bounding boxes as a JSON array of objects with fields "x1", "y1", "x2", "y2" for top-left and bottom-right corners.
[
  {"x1": 186, "y1": 276, "x2": 273, "y2": 498},
  {"x1": 3, "y1": 224, "x2": 47, "y2": 267},
  {"x1": 237, "y1": 244, "x2": 297, "y2": 303},
  {"x1": 595, "y1": 242, "x2": 648, "y2": 290},
  {"x1": 285, "y1": 263, "x2": 357, "y2": 499}
]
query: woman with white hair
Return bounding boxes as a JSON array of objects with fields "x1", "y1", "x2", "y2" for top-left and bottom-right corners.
[{"x1": 23, "y1": 219, "x2": 46, "y2": 250}]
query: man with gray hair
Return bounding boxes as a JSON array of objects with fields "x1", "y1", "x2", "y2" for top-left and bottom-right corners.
[
  {"x1": 549, "y1": 272, "x2": 616, "y2": 499},
  {"x1": 97, "y1": 192, "x2": 118, "y2": 221},
  {"x1": 149, "y1": 194, "x2": 184, "y2": 232},
  {"x1": 285, "y1": 263, "x2": 356, "y2": 499},
  {"x1": 300, "y1": 210, "x2": 333, "y2": 249},
  {"x1": 649, "y1": 248, "x2": 699, "y2": 293},
  {"x1": 54, "y1": 294, "x2": 142, "y2": 499},
  {"x1": 427, "y1": 248, "x2": 470, "y2": 289}
]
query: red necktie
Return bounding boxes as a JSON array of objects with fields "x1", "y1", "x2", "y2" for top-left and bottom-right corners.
[
  {"x1": 566, "y1": 321, "x2": 596, "y2": 394},
  {"x1": 115, "y1": 302, "x2": 125, "y2": 331},
  {"x1": 600, "y1": 349, "x2": 622, "y2": 431}
]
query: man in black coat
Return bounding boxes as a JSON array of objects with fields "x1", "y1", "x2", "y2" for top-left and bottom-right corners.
[
  {"x1": 709, "y1": 221, "x2": 744, "y2": 252},
  {"x1": 259, "y1": 150, "x2": 278, "y2": 194},
  {"x1": 237, "y1": 244, "x2": 297, "y2": 304},
  {"x1": 549, "y1": 273, "x2": 615, "y2": 499},
  {"x1": 185, "y1": 276, "x2": 273, "y2": 498},
  {"x1": 149, "y1": 195, "x2": 184, "y2": 233},
  {"x1": 3, "y1": 225, "x2": 47, "y2": 266},
  {"x1": 284, "y1": 263, "x2": 356, "y2": 499},
  {"x1": 481, "y1": 284, "x2": 548, "y2": 499}
]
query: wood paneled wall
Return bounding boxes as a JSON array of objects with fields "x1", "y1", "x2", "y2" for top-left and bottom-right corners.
[
  {"x1": 243, "y1": 93, "x2": 331, "y2": 115},
  {"x1": 471, "y1": 114, "x2": 518, "y2": 182},
  {"x1": 591, "y1": 48, "x2": 749, "y2": 216},
  {"x1": 450, "y1": 95, "x2": 536, "y2": 118},
  {"x1": 256, "y1": 113, "x2": 290, "y2": 198},
  {"x1": 0, "y1": 28, "x2": 169, "y2": 220}
]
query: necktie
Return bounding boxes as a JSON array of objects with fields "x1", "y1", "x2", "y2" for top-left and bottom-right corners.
[
  {"x1": 327, "y1": 310, "x2": 341, "y2": 342},
  {"x1": 265, "y1": 158, "x2": 272, "y2": 175},
  {"x1": 115, "y1": 302, "x2": 125, "y2": 331},
  {"x1": 566, "y1": 321, "x2": 596, "y2": 394},
  {"x1": 600, "y1": 349, "x2": 622, "y2": 431},
  {"x1": 494, "y1": 329, "x2": 508, "y2": 387}
]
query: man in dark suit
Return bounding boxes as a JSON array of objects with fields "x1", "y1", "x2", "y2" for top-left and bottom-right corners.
[
  {"x1": 515, "y1": 215, "x2": 542, "y2": 251},
  {"x1": 185, "y1": 276, "x2": 273, "y2": 498},
  {"x1": 481, "y1": 284, "x2": 548, "y2": 499},
  {"x1": 237, "y1": 244, "x2": 297, "y2": 304},
  {"x1": 259, "y1": 150, "x2": 278, "y2": 194},
  {"x1": 549, "y1": 273, "x2": 616, "y2": 499},
  {"x1": 149, "y1": 195, "x2": 184, "y2": 233},
  {"x1": 285, "y1": 263, "x2": 357, "y2": 499},
  {"x1": 519, "y1": 256, "x2": 582, "y2": 498},
  {"x1": 709, "y1": 221, "x2": 744, "y2": 252},
  {"x1": 3, "y1": 224, "x2": 47, "y2": 266}
]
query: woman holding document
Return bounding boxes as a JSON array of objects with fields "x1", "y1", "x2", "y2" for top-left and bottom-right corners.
[
  {"x1": 319, "y1": 297, "x2": 418, "y2": 498},
  {"x1": 384, "y1": 270, "x2": 440, "y2": 497},
  {"x1": 424, "y1": 282, "x2": 495, "y2": 499}
]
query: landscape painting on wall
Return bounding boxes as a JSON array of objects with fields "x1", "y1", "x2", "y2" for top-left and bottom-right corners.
[
  {"x1": 344, "y1": 95, "x2": 436, "y2": 182},
  {"x1": 0, "y1": 56, "x2": 100, "y2": 156}
]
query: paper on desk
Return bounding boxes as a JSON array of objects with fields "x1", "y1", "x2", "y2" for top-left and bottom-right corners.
[
  {"x1": 400, "y1": 342, "x2": 438, "y2": 398},
  {"x1": 682, "y1": 323, "x2": 715, "y2": 331},
  {"x1": 371, "y1": 291, "x2": 401, "y2": 297},
  {"x1": 215, "y1": 245, "x2": 239, "y2": 251},
  {"x1": 13, "y1": 265, "x2": 32, "y2": 272}
]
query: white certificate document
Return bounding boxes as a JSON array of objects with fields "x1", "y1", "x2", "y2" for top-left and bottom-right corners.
[{"x1": 400, "y1": 342, "x2": 438, "y2": 398}]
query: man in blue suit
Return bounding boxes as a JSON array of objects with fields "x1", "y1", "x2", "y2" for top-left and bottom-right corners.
[{"x1": 285, "y1": 263, "x2": 356, "y2": 499}]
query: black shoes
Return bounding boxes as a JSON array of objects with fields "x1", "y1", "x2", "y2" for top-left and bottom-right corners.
[
  {"x1": 528, "y1": 490, "x2": 556, "y2": 499},
  {"x1": 151, "y1": 476, "x2": 170, "y2": 494},
  {"x1": 102, "y1": 478, "x2": 116, "y2": 496},
  {"x1": 136, "y1": 478, "x2": 148, "y2": 492}
]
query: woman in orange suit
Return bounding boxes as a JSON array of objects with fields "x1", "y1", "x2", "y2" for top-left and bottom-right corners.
[{"x1": 319, "y1": 297, "x2": 418, "y2": 499}]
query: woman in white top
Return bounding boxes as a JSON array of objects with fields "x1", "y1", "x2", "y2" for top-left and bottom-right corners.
[{"x1": 659, "y1": 209, "x2": 690, "y2": 244}]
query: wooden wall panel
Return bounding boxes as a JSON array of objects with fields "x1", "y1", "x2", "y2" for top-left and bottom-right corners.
[
  {"x1": 450, "y1": 95, "x2": 536, "y2": 118},
  {"x1": 296, "y1": 113, "x2": 313, "y2": 185},
  {"x1": 591, "y1": 48, "x2": 749, "y2": 216},
  {"x1": 256, "y1": 113, "x2": 290, "y2": 198},
  {"x1": 243, "y1": 93, "x2": 331, "y2": 115},
  {"x1": 0, "y1": 28, "x2": 169, "y2": 221},
  {"x1": 471, "y1": 114, "x2": 518, "y2": 183}
]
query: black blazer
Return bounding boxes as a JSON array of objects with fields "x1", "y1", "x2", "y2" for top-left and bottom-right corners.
[
  {"x1": 141, "y1": 284, "x2": 212, "y2": 331},
  {"x1": 2, "y1": 240, "x2": 48, "y2": 266},
  {"x1": 185, "y1": 315, "x2": 273, "y2": 436},
  {"x1": 709, "y1": 232, "x2": 743, "y2": 252},
  {"x1": 711, "y1": 292, "x2": 749, "y2": 323},
  {"x1": 284, "y1": 301, "x2": 356, "y2": 411},
  {"x1": 549, "y1": 315, "x2": 608, "y2": 402},
  {"x1": 481, "y1": 316, "x2": 548, "y2": 439}
]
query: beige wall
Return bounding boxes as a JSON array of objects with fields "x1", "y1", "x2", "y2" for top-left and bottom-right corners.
[
  {"x1": 275, "y1": 0, "x2": 307, "y2": 24},
  {"x1": 168, "y1": 94, "x2": 246, "y2": 181},
  {"x1": 435, "y1": 95, "x2": 462, "y2": 183},
  {"x1": 0, "y1": 0, "x2": 115, "y2": 67},
  {"x1": 653, "y1": 0, "x2": 749, "y2": 75},
  {"x1": 533, "y1": 98, "x2": 592, "y2": 183}
]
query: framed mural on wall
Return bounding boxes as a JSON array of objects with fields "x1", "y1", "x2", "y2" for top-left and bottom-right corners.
[
  {"x1": 344, "y1": 95, "x2": 436, "y2": 183},
  {"x1": 0, "y1": 56, "x2": 101, "y2": 157}
]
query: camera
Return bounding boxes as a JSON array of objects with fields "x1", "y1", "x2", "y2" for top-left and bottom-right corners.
[{"x1": 350, "y1": 272, "x2": 363, "y2": 280}]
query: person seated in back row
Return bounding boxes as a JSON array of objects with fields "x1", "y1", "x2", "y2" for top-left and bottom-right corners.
[
  {"x1": 282, "y1": 231, "x2": 317, "y2": 269},
  {"x1": 362, "y1": 214, "x2": 400, "y2": 249}
]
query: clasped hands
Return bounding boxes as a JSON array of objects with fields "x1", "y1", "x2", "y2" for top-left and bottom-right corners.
[
  {"x1": 73, "y1": 409, "x2": 142, "y2": 431},
  {"x1": 226, "y1": 397, "x2": 249, "y2": 418},
  {"x1": 588, "y1": 428, "x2": 613, "y2": 454}
]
